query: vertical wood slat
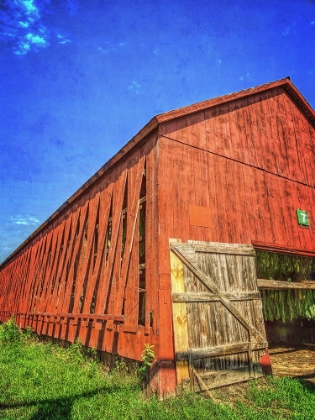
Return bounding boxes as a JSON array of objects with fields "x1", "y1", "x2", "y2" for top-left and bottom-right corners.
[
  {"x1": 54, "y1": 209, "x2": 81, "y2": 314},
  {"x1": 43, "y1": 212, "x2": 79, "y2": 312},
  {"x1": 20, "y1": 242, "x2": 40, "y2": 314},
  {"x1": 36, "y1": 230, "x2": 55, "y2": 310},
  {"x1": 81, "y1": 185, "x2": 113, "y2": 314},
  {"x1": 39, "y1": 223, "x2": 64, "y2": 312},
  {"x1": 170, "y1": 239, "x2": 190, "y2": 384},
  {"x1": 37, "y1": 229, "x2": 57, "y2": 310},
  {"x1": 60, "y1": 201, "x2": 89, "y2": 313},
  {"x1": 72, "y1": 193, "x2": 100, "y2": 313},
  {"x1": 47, "y1": 217, "x2": 72, "y2": 312},
  {"x1": 28, "y1": 234, "x2": 50, "y2": 312},
  {"x1": 37, "y1": 222, "x2": 71, "y2": 312},
  {"x1": 94, "y1": 169, "x2": 127, "y2": 315},
  {"x1": 114, "y1": 156, "x2": 146, "y2": 317}
]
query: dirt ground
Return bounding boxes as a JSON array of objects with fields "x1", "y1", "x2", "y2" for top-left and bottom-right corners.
[{"x1": 269, "y1": 344, "x2": 315, "y2": 384}]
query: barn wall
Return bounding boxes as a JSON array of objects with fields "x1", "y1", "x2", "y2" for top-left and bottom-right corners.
[
  {"x1": 155, "y1": 91, "x2": 315, "y2": 391},
  {"x1": 0, "y1": 131, "x2": 161, "y2": 364},
  {"x1": 157, "y1": 86, "x2": 315, "y2": 286},
  {"x1": 155, "y1": 84, "x2": 314, "y2": 391},
  {"x1": 159, "y1": 87, "x2": 315, "y2": 186},
  {"x1": 158, "y1": 139, "x2": 315, "y2": 246}
]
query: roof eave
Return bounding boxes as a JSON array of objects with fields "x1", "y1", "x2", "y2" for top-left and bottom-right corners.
[{"x1": 156, "y1": 77, "x2": 315, "y2": 128}]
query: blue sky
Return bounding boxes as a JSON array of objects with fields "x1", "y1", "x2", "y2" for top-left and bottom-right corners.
[{"x1": 1, "y1": 0, "x2": 315, "y2": 263}]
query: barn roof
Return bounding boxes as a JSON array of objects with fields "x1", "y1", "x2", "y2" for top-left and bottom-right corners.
[
  {"x1": 156, "y1": 77, "x2": 315, "y2": 125},
  {"x1": 1, "y1": 77, "x2": 315, "y2": 267},
  {"x1": 51, "y1": 77, "x2": 315, "y2": 211}
]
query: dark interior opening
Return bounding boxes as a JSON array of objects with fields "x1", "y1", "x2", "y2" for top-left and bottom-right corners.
[{"x1": 256, "y1": 250, "x2": 315, "y2": 346}]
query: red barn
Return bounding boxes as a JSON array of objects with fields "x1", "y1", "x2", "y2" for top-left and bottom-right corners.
[{"x1": 1, "y1": 77, "x2": 315, "y2": 395}]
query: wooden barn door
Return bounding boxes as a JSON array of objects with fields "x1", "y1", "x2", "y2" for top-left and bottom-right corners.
[{"x1": 170, "y1": 240, "x2": 268, "y2": 392}]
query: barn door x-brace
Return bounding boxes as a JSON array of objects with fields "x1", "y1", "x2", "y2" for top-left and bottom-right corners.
[{"x1": 170, "y1": 240, "x2": 268, "y2": 392}]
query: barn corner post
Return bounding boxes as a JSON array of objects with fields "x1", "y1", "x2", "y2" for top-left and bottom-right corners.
[{"x1": 149, "y1": 239, "x2": 179, "y2": 399}]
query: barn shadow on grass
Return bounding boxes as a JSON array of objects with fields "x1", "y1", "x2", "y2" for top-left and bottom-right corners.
[{"x1": 0, "y1": 385, "x2": 122, "y2": 419}]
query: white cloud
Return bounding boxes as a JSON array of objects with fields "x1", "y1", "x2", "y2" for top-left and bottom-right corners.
[
  {"x1": 59, "y1": 39, "x2": 71, "y2": 45},
  {"x1": 127, "y1": 80, "x2": 141, "y2": 94},
  {"x1": 98, "y1": 46, "x2": 111, "y2": 54},
  {"x1": 15, "y1": 30, "x2": 49, "y2": 54},
  {"x1": 11, "y1": 215, "x2": 40, "y2": 226},
  {"x1": 26, "y1": 32, "x2": 47, "y2": 45},
  {"x1": 19, "y1": 21, "x2": 29, "y2": 28},
  {"x1": 0, "y1": 1, "x2": 73, "y2": 55},
  {"x1": 20, "y1": 0, "x2": 39, "y2": 17},
  {"x1": 57, "y1": 33, "x2": 71, "y2": 45}
]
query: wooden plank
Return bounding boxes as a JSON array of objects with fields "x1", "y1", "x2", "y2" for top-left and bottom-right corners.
[
  {"x1": 114, "y1": 156, "x2": 146, "y2": 316},
  {"x1": 43, "y1": 214, "x2": 73, "y2": 316},
  {"x1": 257, "y1": 279, "x2": 315, "y2": 290},
  {"x1": 218, "y1": 103, "x2": 232, "y2": 158},
  {"x1": 72, "y1": 192, "x2": 100, "y2": 314},
  {"x1": 172, "y1": 292, "x2": 261, "y2": 303},
  {"x1": 278, "y1": 91, "x2": 300, "y2": 181},
  {"x1": 266, "y1": 89, "x2": 288, "y2": 177},
  {"x1": 94, "y1": 169, "x2": 127, "y2": 314},
  {"x1": 191, "y1": 368, "x2": 217, "y2": 401},
  {"x1": 60, "y1": 201, "x2": 89, "y2": 313},
  {"x1": 54, "y1": 209, "x2": 82, "y2": 315},
  {"x1": 263, "y1": 172, "x2": 285, "y2": 245},
  {"x1": 81, "y1": 185, "x2": 113, "y2": 314},
  {"x1": 242, "y1": 96, "x2": 258, "y2": 167},
  {"x1": 291, "y1": 98, "x2": 315, "y2": 186},
  {"x1": 14, "y1": 311, "x2": 124, "y2": 321},
  {"x1": 170, "y1": 240, "x2": 190, "y2": 385},
  {"x1": 257, "y1": 92, "x2": 275, "y2": 173},
  {"x1": 42, "y1": 223, "x2": 66, "y2": 313},
  {"x1": 195, "y1": 245, "x2": 255, "y2": 256},
  {"x1": 227, "y1": 100, "x2": 246, "y2": 164},
  {"x1": 176, "y1": 341, "x2": 253, "y2": 361},
  {"x1": 171, "y1": 244, "x2": 267, "y2": 345},
  {"x1": 144, "y1": 146, "x2": 158, "y2": 334},
  {"x1": 182, "y1": 367, "x2": 259, "y2": 391}
]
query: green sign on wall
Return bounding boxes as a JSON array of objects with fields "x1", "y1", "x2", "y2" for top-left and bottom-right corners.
[{"x1": 296, "y1": 209, "x2": 310, "y2": 227}]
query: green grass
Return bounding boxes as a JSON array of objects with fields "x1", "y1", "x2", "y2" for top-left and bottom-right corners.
[{"x1": 0, "y1": 320, "x2": 315, "y2": 419}]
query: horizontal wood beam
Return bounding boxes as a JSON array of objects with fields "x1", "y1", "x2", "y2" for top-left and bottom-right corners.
[
  {"x1": 176, "y1": 341, "x2": 267, "y2": 361},
  {"x1": 257, "y1": 279, "x2": 315, "y2": 290},
  {"x1": 172, "y1": 292, "x2": 261, "y2": 303},
  {"x1": 195, "y1": 245, "x2": 255, "y2": 256},
  {"x1": 2, "y1": 311, "x2": 125, "y2": 322},
  {"x1": 182, "y1": 368, "x2": 259, "y2": 391}
]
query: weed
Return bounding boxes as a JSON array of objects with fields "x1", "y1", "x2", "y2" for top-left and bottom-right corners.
[
  {"x1": 113, "y1": 356, "x2": 129, "y2": 373},
  {"x1": 0, "y1": 316, "x2": 21, "y2": 345},
  {"x1": 139, "y1": 343, "x2": 155, "y2": 381}
]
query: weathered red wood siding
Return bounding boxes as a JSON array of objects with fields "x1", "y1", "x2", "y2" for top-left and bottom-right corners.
[
  {"x1": 0, "y1": 131, "x2": 161, "y2": 366},
  {"x1": 155, "y1": 87, "x2": 315, "y2": 382},
  {"x1": 157, "y1": 86, "x2": 315, "y2": 249}
]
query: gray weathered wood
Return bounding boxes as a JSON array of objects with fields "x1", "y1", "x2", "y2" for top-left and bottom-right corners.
[
  {"x1": 195, "y1": 245, "x2": 256, "y2": 256},
  {"x1": 171, "y1": 244, "x2": 266, "y2": 344},
  {"x1": 170, "y1": 240, "x2": 267, "y2": 393},
  {"x1": 176, "y1": 341, "x2": 266, "y2": 361},
  {"x1": 258, "y1": 279, "x2": 315, "y2": 290},
  {"x1": 172, "y1": 292, "x2": 262, "y2": 302}
]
